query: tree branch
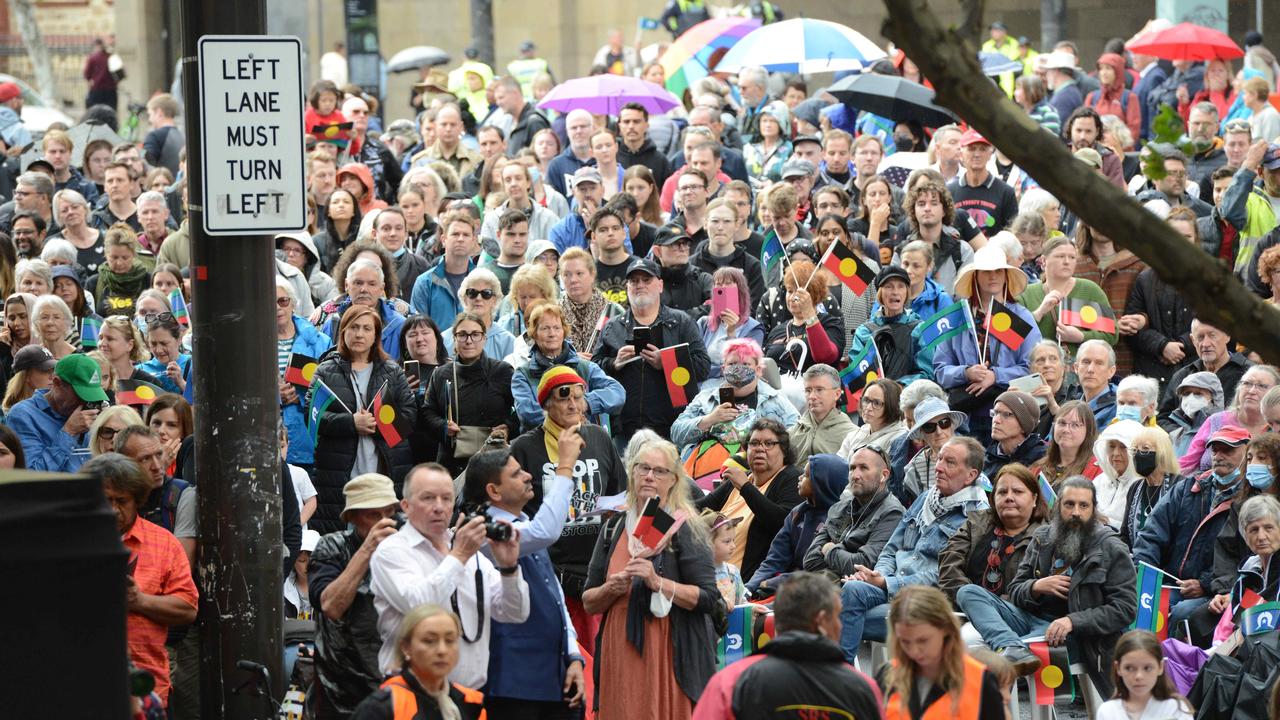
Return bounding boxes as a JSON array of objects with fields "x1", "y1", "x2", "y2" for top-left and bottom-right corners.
[{"x1": 881, "y1": 0, "x2": 1280, "y2": 365}]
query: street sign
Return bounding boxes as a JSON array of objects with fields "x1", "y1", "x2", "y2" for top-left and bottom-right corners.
[{"x1": 197, "y1": 35, "x2": 306, "y2": 236}]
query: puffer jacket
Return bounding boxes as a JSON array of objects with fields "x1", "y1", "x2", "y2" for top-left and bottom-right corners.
[
  {"x1": 308, "y1": 356, "x2": 417, "y2": 533},
  {"x1": 281, "y1": 316, "x2": 332, "y2": 466},
  {"x1": 509, "y1": 340, "x2": 624, "y2": 430},
  {"x1": 982, "y1": 433, "x2": 1047, "y2": 481},
  {"x1": 1133, "y1": 470, "x2": 1241, "y2": 591},
  {"x1": 420, "y1": 354, "x2": 518, "y2": 476},
  {"x1": 746, "y1": 453, "x2": 848, "y2": 592},
  {"x1": 909, "y1": 276, "x2": 953, "y2": 321},
  {"x1": 1123, "y1": 266, "x2": 1194, "y2": 386},
  {"x1": 802, "y1": 484, "x2": 905, "y2": 579},
  {"x1": 1008, "y1": 523, "x2": 1136, "y2": 697},
  {"x1": 874, "y1": 486, "x2": 989, "y2": 596},
  {"x1": 938, "y1": 510, "x2": 1043, "y2": 603}
]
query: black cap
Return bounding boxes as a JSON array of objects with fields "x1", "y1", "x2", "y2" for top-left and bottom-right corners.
[
  {"x1": 654, "y1": 226, "x2": 692, "y2": 247},
  {"x1": 12, "y1": 345, "x2": 55, "y2": 373},
  {"x1": 792, "y1": 133, "x2": 822, "y2": 147},
  {"x1": 875, "y1": 265, "x2": 910, "y2": 290},
  {"x1": 625, "y1": 257, "x2": 661, "y2": 279}
]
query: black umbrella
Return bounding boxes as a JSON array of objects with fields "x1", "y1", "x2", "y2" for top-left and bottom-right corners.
[{"x1": 827, "y1": 73, "x2": 958, "y2": 127}]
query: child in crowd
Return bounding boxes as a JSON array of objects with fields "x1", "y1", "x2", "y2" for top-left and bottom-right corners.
[
  {"x1": 304, "y1": 79, "x2": 350, "y2": 151},
  {"x1": 704, "y1": 510, "x2": 747, "y2": 608},
  {"x1": 1097, "y1": 630, "x2": 1194, "y2": 720},
  {"x1": 970, "y1": 647, "x2": 1016, "y2": 720}
]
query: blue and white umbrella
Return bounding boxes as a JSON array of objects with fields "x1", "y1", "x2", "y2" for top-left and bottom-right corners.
[
  {"x1": 979, "y1": 52, "x2": 1023, "y2": 77},
  {"x1": 717, "y1": 18, "x2": 887, "y2": 74}
]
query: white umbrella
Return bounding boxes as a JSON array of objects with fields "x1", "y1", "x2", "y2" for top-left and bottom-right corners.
[
  {"x1": 387, "y1": 46, "x2": 451, "y2": 73},
  {"x1": 717, "y1": 18, "x2": 887, "y2": 74}
]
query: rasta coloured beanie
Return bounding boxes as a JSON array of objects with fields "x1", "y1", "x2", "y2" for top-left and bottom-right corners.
[{"x1": 537, "y1": 365, "x2": 586, "y2": 405}]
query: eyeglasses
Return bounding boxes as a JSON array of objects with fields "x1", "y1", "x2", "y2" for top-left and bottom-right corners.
[
  {"x1": 552, "y1": 385, "x2": 583, "y2": 400},
  {"x1": 12, "y1": 190, "x2": 30, "y2": 199},
  {"x1": 635, "y1": 463, "x2": 673, "y2": 478},
  {"x1": 455, "y1": 330, "x2": 485, "y2": 342},
  {"x1": 143, "y1": 312, "x2": 174, "y2": 324},
  {"x1": 275, "y1": 296, "x2": 292, "y2": 308},
  {"x1": 990, "y1": 408, "x2": 1016, "y2": 420},
  {"x1": 464, "y1": 288, "x2": 496, "y2": 300},
  {"x1": 861, "y1": 397, "x2": 884, "y2": 409},
  {"x1": 11, "y1": 229, "x2": 36, "y2": 237},
  {"x1": 677, "y1": 184, "x2": 706, "y2": 192},
  {"x1": 748, "y1": 439, "x2": 780, "y2": 449},
  {"x1": 1055, "y1": 419, "x2": 1085, "y2": 431},
  {"x1": 1240, "y1": 380, "x2": 1273, "y2": 391},
  {"x1": 920, "y1": 416, "x2": 953, "y2": 434}
]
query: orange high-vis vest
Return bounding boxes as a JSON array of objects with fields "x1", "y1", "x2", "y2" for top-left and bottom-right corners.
[
  {"x1": 381, "y1": 674, "x2": 486, "y2": 720},
  {"x1": 884, "y1": 654, "x2": 986, "y2": 720}
]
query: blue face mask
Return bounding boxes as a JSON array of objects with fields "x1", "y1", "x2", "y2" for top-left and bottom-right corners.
[
  {"x1": 1247, "y1": 463, "x2": 1275, "y2": 490},
  {"x1": 528, "y1": 167, "x2": 542, "y2": 185},
  {"x1": 134, "y1": 317, "x2": 148, "y2": 336},
  {"x1": 1115, "y1": 405, "x2": 1142, "y2": 424},
  {"x1": 391, "y1": 246, "x2": 407, "y2": 258},
  {"x1": 1215, "y1": 468, "x2": 1241, "y2": 487}
]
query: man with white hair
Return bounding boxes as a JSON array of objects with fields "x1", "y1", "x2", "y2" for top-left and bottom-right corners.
[
  {"x1": 135, "y1": 191, "x2": 171, "y2": 263},
  {"x1": 342, "y1": 94, "x2": 402, "y2": 202},
  {"x1": 319, "y1": 258, "x2": 406, "y2": 358},
  {"x1": 1076, "y1": 339, "x2": 1119, "y2": 426},
  {"x1": 547, "y1": 109, "x2": 596, "y2": 197},
  {"x1": 1115, "y1": 374, "x2": 1160, "y2": 426},
  {"x1": 1042, "y1": 51, "x2": 1084, "y2": 122},
  {"x1": 737, "y1": 66, "x2": 771, "y2": 145}
]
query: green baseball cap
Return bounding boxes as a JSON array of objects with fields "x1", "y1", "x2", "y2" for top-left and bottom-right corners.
[{"x1": 55, "y1": 354, "x2": 108, "y2": 403}]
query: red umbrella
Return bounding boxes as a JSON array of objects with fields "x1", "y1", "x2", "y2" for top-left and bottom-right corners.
[{"x1": 1127, "y1": 22, "x2": 1243, "y2": 61}]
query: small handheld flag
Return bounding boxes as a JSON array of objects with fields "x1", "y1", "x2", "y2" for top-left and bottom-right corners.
[
  {"x1": 840, "y1": 341, "x2": 881, "y2": 396},
  {"x1": 759, "y1": 229, "x2": 784, "y2": 273},
  {"x1": 1243, "y1": 601, "x2": 1280, "y2": 636},
  {"x1": 373, "y1": 386, "x2": 411, "y2": 447},
  {"x1": 985, "y1": 298, "x2": 1034, "y2": 351},
  {"x1": 168, "y1": 289, "x2": 190, "y2": 326},
  {"x1": 913, "y1": 300, "x2": 973, "y2": 351},
  {"x1": 1038, "y1": 472, "x2": 1058, "y2": 510},
  {"x1": 716, "y1": 604, "x2": 755, "y2": 669},
  {"x1": 80, "y1": 316, "x2": 103, "y2": 348},
  {"x1": 307, "y1": 378, "x2": 349, "y2": 445},
  {"x1": 638, "y1": 16, "x2": 661, "y2": 30},
  {"x1": 284, "y1": 353, "x2": 319, "y2": 388},
  {"x1": 660, "y1": 343, "x2": 694, "y2": 408},
  {"x1": 633, "y1": 496, "x2": 676, "y2": 549},
  {"x1": 1060, "y1": 297, "x2": 1116, "y2": 334},
  {"x1": 1027, "y1": 639, "x2": 1074, "y2": 705},
  {"x1": 820, "y1": 241, "x2": 876, "y2": 296},
  {"x1": 1132, "y1": 563, "x2": 1171, "y2": 640},
  {"x1": 116, "y1": 378, "x2": 163, "y2": 406}
]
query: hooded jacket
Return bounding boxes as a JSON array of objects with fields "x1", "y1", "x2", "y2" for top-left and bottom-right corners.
[
  {"x1": 802, "y1": 478, "x2": 905, "y2": 580},
  {"x1": 336, "y1": 163, "x2": 388, "y2": 215},
  {"x1": 1133, "y1": 470, "x2": 1241, "y2": 592},
  {"x1": 982, "y1": 433, "x2": 1047, "y2": 480},
  {"x1": 659, "y1": 262, "x2": 712, "y2": 321},
  {"x1": 1008, "y1": 523, "x2": 1136, "y2": 697},
  {"x1": 697, "y1": 464, "x2": 803, "y2": 582},
  {"x1": 690, "y1": 241, "x2": 766, "y2": 307},
  {"x1": 410, "y1": 257, "x2": 475, "y2": 330},
  {"x1": 1123, "y1": 266, "x2": 1194, "y2": 386},
  {"x1": 908, "y1": 276, "x2": 953, "y2": 321},
  {"x1": 743, "y1": 454, "x2": 847, "y2": 591},
  {"x1": 277, "y1": 233, "x2": 338, "y2": 307},
  {"x1": 1092, "y1": 419, "x2": 1144, "y2": 529},
  {"x1": 617, "y1": 136, "x2": 671, "y2": 187},
  {"x1": 478, "y1": 200, "x2": 559, "y2": 258},
  {"x1": 938, "y1": 510, "x2": 1044, "y2": 602},
  {"x1": 1085, "y1": 53, "x2": 1141, "y2": 141},
  {"x1": 281, "y1": 315, "x2": 332, "y2": 466}
]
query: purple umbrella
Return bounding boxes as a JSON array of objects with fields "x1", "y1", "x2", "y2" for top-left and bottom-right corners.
[{"x1": 537, "y1": 75, "x2": 681, "y2": 116}]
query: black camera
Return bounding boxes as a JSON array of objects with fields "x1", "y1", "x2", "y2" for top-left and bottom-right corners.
[{"x1": 458, "y1": 502, "x2": 512, "y2": 542}]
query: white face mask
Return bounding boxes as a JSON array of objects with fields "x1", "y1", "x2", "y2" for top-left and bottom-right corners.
[{"x1": 1180, "y1": 393, "x2": 1211, "y2": 417}]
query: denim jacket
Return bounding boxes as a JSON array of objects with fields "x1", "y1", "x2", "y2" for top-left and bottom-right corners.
[{"x1": 873, "y1": 487, "x2": 989, "y2": 596}]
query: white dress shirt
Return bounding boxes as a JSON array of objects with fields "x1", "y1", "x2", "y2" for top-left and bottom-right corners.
[{"x1": 370, "y1": 522, "x2": 530, "y2": 687}]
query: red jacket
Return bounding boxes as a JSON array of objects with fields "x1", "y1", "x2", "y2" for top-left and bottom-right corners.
[{"x1": 1085, "y1": 53, "x2": 1141, "y2": 143}]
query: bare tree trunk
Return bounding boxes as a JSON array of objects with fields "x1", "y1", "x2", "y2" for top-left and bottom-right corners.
[
  {"x1": 8, "y1": 0, "x2": 60, "y2": 106},
  {"x1": 1040, "y1": 0, "x2": 1066, "y2": 49},
  {"x1": 470, "y1": 0, "x2": 495, "y2": 67},
  {"x1": 881, "y1": 0, "x2": 1280, "y2": 365},
  {"x1": 957, "y1": 0, "x2": 986, "y2": 47}
]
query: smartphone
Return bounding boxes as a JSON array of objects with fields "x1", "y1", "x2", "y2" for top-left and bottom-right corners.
[
  {"x1": 632, "y1": 326, "x2": 651, "y2": 350},
  {"x1": 83, "y1": 400, "x2": 108, "y2": 412},
  {"x1": 404, "y1": 360, "x2": 420, "y2": 381},
  {"x1": 718, "y1": 387, "x2": 735, "y2": 406}
]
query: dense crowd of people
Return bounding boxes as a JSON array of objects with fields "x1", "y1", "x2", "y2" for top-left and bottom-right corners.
[{"x1": 6, "y1": 14, "x2": 1280, "y2": 720}]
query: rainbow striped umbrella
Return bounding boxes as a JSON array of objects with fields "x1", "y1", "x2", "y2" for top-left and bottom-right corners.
[
  {"x1": 659, "y1": 17, "x2": 761, "y2": 99},
  {"x1": 718, "y1": 18, "x2": 887, "y2": 74}
]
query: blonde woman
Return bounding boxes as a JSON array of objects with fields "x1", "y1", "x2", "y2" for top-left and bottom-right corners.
[
  {"x1": 99, "y1": 314, "x2": 161, "y2": 387},
  {"x1": 88, "y1": 404, "x2": 144, "y2": 455},
  {"x1": 582, "y1": 438, "x2": 718, "y2": 720},
  {"x1": 1, "y1": 345, "x2": 55, "y2": 413},
  {"x1": 883, "y1": 585, "x2": 1005, "y2": 719}
]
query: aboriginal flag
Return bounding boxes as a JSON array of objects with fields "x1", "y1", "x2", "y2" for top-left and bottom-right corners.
[
  {"x1": 116, "y1": 378, "x2": 163, "y2": 406},
  {"x1": 1028, "y1": 640, "x2": 1074, "y2": 705},
  {"x1": 373, "y1": 386, "x2": 410, "y2": 447},
  {"x1": 985, "y1": 298, "x2": 1034, "y2": 351},
  {"x1": 821, "y1": 241, "x2": 876, "y2": 296},
  {"x1": 284, "y1": 352, "x2": 319, "y2": 388},
  {"x1": 633, "y1": 496, "x2": 675, "y2": 549},
  {"x1": 661, "y1": 343, "x2": 694, "y2": 408},
  {"x1": 1061, "y1": 297, "x2": 1116, "y2": 334}
]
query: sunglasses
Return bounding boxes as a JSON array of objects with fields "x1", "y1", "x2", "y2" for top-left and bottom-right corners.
[
  {"x1": 1224, "y1": 120, "x2": 1252, "y2": 133},
  {"x1": 143, "y1": 311, "x2": 175, "y2": 325},
  {"x1": 275, "y1": 296, "x2": 292, "y2": 308},
  {"x1": 921, "y1": 416, "x2": 954, "y2": 434},
  {"x1": 464, "y1": 288, "x2": 496, "y2": 300},
  {"x1": 552, "y1": 385, "x2": 583, "y2": 399}
]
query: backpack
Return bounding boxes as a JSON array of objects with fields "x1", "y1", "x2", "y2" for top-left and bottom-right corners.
[
  {"x1": 1087, "y1": 88, "x2": 1133, "y2": 115},
  {"x1": 867, "y1": 320, "x2": 920, "y2": 380},
  {"x1": 159, "y1": 477, "x2": 189, "y2": 532}
]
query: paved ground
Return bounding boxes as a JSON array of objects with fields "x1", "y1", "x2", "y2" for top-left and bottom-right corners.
[{"x1": 1014, "y1": 684, "x2": 1091, "y2": 719}]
